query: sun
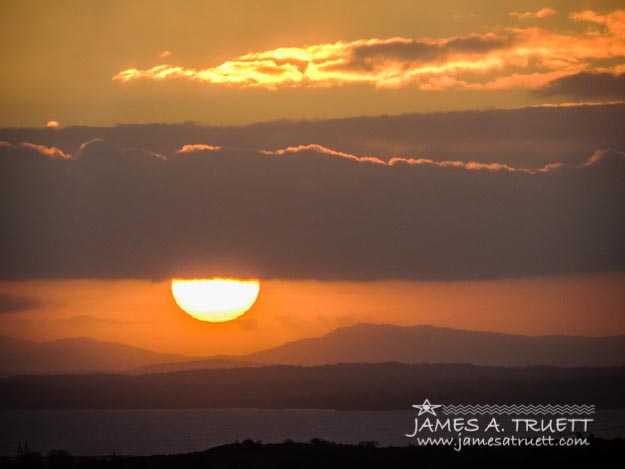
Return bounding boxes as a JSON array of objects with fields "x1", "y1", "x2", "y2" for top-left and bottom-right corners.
[{"x1": 171, "y1": 278, "x2": 260, "y2": 322}]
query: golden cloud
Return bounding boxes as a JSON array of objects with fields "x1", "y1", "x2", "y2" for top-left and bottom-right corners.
[
  {"x1": 176, "y1": 144, "x2": 222, "y2": 153},
  {"x1": 113, "y1": 10, "x2": 625, "y2": 93},
  {"x1": 509, "y1": 8, "x2": 556, "y2": 20}
]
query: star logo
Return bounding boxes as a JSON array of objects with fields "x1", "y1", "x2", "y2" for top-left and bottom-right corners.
[{"x1": 412, "y1": 399, "x2": 441, "y2": 416}]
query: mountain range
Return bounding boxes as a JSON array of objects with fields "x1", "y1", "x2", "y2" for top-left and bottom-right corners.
[
  {"x1": 0, "y1": 335, "x2": 187, "y2": 375},
  {"x1": 246, "y1": 323, "x2": 625, "y2": 367},
  {"x1": 2, "y1": 323, "x2": 625, "y2": 375}
]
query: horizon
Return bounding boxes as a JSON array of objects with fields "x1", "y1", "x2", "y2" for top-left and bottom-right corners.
[{"x1": 6, "y1": 317, "x2": 625, "y2": 353}]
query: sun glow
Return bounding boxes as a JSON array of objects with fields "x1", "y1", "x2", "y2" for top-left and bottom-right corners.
[{"x1": 171, "y1": 278, "x2": 260, "y2": 322}]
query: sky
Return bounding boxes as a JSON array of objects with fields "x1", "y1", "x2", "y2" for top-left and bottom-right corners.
[
  {"x1": 1, "y1": 0, "x2": 624, "y2": 126},
  {"x1": 0, "y1": 1, "x2": 624, "y2": 355},
  {"x1": 1, "y1": 274, "x2": 624, "y2": 355}
]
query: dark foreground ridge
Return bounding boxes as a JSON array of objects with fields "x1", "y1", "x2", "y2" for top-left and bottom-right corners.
[
  {"x1": 2, "y1": 363, "x2": 625, "y2": 410},
  {"x1": 2, "y1": 438, "x2": 624, "y2": 469}
]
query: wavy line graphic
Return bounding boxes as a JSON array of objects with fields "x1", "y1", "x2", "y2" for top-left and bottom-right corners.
[{"x1": 442, "y1": 404, "x2": 595, "y2": 415}]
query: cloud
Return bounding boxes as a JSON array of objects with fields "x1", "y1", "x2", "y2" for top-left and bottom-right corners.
[
  {"x1": 0, "y1": 292, "x2": 39, "y2": 313},
  {"x1": 261, "y1": 144, "x2": 386, "y2": 165},
  {"x1": 3, "y1": 104, "x2": 623, "y2": 169},
  {"x1": 264, "y1": 143, "x2": 618, "y2": 175},
  {"x1": 6, "y1": 142, "x2": 71, "y2": 159},
  {"x1": 570, "y1": 9, "x2": 625, "y2": 36},
  {"x1": 509, "y1": 8, "x2": 556, "y2": 20},
  {"x1": 536, "y1": 72, "x2": 625, "y2": 100},
  {"x1": 582, "y1": 148, "x2": 625, "y2": 167},
  {"x1": 158, "y1": 50, "x2": 172, "y2": 59},
  {"x1": 113, "y1": 10, "x2": 625, "y2": 92},
  {"x1": 0, "y1": 133, "x2": 623, "y2": 281},
  {"x1": 262, "y1": 144, "x2": 548, "y2": 173},
  {"x1": 176, "y1": 144, "x2": 222, "y2": 153}
]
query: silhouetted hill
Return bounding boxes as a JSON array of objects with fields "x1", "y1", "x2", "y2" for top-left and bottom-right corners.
[
  {"x1": 3, "y1": 438, "x2": 624, "y2": 469},
  {"x1": 0, "y1": 336, "x2": 189, "y2": 375},
  {"x1": 246, "y1": 323, "x2": 625, "y2": 367},
  {"x1": 3, "y1": 323, "x2": 625, "y2": 375},
  {"x1": 124, "y1": 324, "x2": 625, "y2": 374},
  {"x1": 1, "y1": 363, "x2": 624, "y2": 410}
]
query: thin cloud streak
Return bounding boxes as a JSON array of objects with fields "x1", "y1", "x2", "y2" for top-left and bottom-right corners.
[
  {"x1": 0, "y1": 292, "x2": 40, "y2": 314},
  {"x1": 0, "y1": 140, "x2": 585, "y2": 174},
  {"x1": 509, "y1": 8, "x2": 556, "y2": 20},
  {"x1": 12, "y1": 142, "x2": 70, "y2": 159},
  {"x1": 262, "y1": 144, "x2": 560, "y2": 173}
]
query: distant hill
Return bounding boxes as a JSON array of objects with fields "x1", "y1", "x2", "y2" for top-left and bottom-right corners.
[
  {"x1": 245, "y1": 323, "x2": 625, "y2": 367},
  {"x1": 3, "y1": 323, "x2": 625, "y2": 375},
  {"x1": 0, "y1": 336, "x2": 190, "y2": 375}
]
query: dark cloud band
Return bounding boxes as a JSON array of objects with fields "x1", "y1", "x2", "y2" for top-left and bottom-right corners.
[
  {"x1": 0, "y1": 292, "x2": 40, "y2": 314},
  {"x1": 1, "y1": 131, "x2": 624, "y2": 281},
  {"x1": 536, "y1": 72, "x2": 625, "y2": 101}
]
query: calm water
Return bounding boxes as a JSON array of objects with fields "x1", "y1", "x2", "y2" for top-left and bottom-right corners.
[{"x1": 1, "y1": 408, "x2": 624, "y2": 456}]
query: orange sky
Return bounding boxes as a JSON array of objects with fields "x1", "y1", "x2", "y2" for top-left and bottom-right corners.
[
  {"x1": 1, "y1": 1, "x2": 624, "y2": 356},
  {"x1": 1, "y1": 273, "x2": 623, "y2": 356},
  {"x1": 1, "y1": 1, "x2": 624, "y2": 126}
]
